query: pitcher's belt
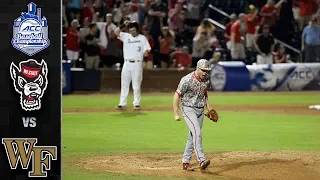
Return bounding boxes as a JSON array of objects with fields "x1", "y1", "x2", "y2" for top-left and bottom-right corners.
[{"x1": 125, "y1": 59, "x2": 141, "y2": 63}]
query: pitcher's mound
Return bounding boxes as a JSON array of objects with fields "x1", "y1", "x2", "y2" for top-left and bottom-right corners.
[{"x1": 76, "y1": 151, "x2": 320, "y2": 180}]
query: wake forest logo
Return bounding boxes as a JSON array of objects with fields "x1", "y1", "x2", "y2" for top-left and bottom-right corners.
[
  {"x1": 2, "y1": 138, "x2": 57, "y2": 177},
  {"x1": 11, "y1": 2, "x2": 50, "y2": 56},
  {"x1": 10, "y1": 59, "x2": 48, "y2": 111}
]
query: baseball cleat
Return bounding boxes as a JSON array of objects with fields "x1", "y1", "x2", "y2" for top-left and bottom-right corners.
[
  {"x1": 182, "y1": 163, "x2": 195, "y2": 171},
  {"x1": 200, "y1": 159, "x2": 210, "y2": 170},
  {"x1": 116, "y1": 105, "x2": 126, "y2": 110},
  {"x1": 133, "y1": 105, "x2": 141, "y2": 110}
]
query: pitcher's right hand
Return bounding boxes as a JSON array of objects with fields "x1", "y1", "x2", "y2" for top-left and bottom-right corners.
[{"x1": 174, "y1": 114, "x2": 180, "y2": 121}]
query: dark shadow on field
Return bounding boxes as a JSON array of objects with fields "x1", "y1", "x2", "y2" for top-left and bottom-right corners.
[{"x1": 111, "y1": 111, "x2": 148, "y2": 117}]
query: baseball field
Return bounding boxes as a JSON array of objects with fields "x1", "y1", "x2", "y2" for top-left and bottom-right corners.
[{"x1": 62, "y1": 91, "x2": 320, "y2": 180}]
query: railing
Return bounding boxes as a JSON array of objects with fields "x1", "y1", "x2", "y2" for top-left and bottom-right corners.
[{"x1": 208, "y1": 4, "x2": 301, "y2": 61}]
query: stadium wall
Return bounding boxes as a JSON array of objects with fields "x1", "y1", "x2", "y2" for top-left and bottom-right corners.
[{"x1": 62, "y1": 61, "x2": 320, "y2": 94}]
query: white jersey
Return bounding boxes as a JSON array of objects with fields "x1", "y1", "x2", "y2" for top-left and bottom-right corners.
[{"x1": 118, "y1": 32, "x2": 151, "y2": 61}]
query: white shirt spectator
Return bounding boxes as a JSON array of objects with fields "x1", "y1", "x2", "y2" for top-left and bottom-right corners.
[{"x1": 96, "y1": 22, "x2": 117, "y2": 48}]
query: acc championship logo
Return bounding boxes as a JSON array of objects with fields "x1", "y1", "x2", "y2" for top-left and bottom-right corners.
[
  {"x1": 210, "y1": 64, "x2": 226, "y2": 91},
  {"x1": 2, "y1": 138, "x2": 57, "y2": 177},
  {"x1": 10, "y1": 59, "x2": 48, "y2": 111},
  {"x1": 11, "y1": 2, "x2": 50, "y2": 56}
]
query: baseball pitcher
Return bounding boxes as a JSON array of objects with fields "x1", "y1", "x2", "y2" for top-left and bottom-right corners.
[
  {"x1": 173, "y1": 59, "x2": 219, "y2": 171},
  {"x1": 114, "y1": 21, "x2": 151, "y2": 110}
]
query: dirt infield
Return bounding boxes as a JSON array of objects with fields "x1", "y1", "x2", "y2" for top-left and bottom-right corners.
[
  {"x1": 76, "y1": 151, "x2": 320, "y2": 180},
  {"x1": 63, "y1": 104, "x2": 320, "y2": 115}
]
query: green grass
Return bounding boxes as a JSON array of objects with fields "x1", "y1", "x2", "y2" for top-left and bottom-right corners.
[
  {"x1": 62, "y1": 92, "x2": 320, "y2": 108},
  {"x1": 62, "y1": 93, "x2": 320, "y2": 180}
]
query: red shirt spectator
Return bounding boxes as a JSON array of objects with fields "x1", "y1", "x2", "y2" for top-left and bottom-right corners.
[
  {"x1": 246, "y1": 13, "x2": 259, "y2": 34},
  {"x1": 224, "y1": 14, "x2": 237, "y2": 41},
  {"x1": 274, "y1": 52, "x2": 288, "y2": 63},
  {"x1": 82, "y1": 1, "x2": 96, "y2": 23},
  {"x1": 168, "y1": 4, "x2": 185, "y2": 32},
  {"x1": 170, "y1": 49, "x2": 192, "y2": 68},
  {"x1": 65, "y1": 26, "x2": 80, "y2": 51},
  {"x1": 159, "y1": 36, "x2": 173, "y2": 54},
  {"x1": 259, "y1": 4, "x2": 278, "y2": 27},
  {"x1": 142, "y1": 25, "x2": 154, "y2": 62},
  {"x1": 231, "y1": 21, "x2": 242, "y2": 43},
  {"x1": 225, "y1": 22, "x2": 233, "y2": 41},
  {"x1": 300, "y1": 0, "x2": 314, "y2": 16},
  {"x1": 147, "y1": 35, "x2": 154, "y2": 61}
]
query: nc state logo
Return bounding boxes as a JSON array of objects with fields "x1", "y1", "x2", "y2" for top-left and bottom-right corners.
[{"x1": 10, "y1": 59, "x2": 48, "y2": 111}]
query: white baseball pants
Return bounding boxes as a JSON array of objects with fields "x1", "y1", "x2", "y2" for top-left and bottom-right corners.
[{"x1": 119, "y1": 61, "x2": 143, "y2": 106}]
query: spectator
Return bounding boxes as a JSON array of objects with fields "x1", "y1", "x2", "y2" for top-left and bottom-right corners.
[
  {"x1": 168, "y1": 3, "x2": 185, "y2": 33},
  {"x1": 230, "y1": 13, "x2": 246, "y2": 61},
  {"x1": 159, "y1": 26, "x2": 175, "y2": 68},
  {"x1": 192, "y1": 31, "x2": 210, "y2": 67},
  {"x1": 259, "y1": 0, "x2": 285, "y2": 35},
  {"x1": 85, "y1": 23, "x2": 101, "y2": 69},
  {"x1": 195, "y1": 19, "x2": 215, "y2": 40},
  {"x1": 94, "y1": 13, "x2": 117, "y2": 49},
  {"x1": 142, "y1": 25, "x2": 155, "y2": 69},
  {"x1": 184, "y1": 0, "x2": 201, "y2": 27},
  {"x1": 170, "y1": 46, "x2": 192, "y2": 68},
  {"x1": 66, "y1": 0, "x2": 82, "y2": 23},
  {"x1": 112, "y1": 0, "x2": 124, "y2": 25},
  {"x1": 128, "y1": 3, "x2": 139, "y2": 23},
  {"x1": 79, "y1": 17, "x2": 91, "y2": 60},
  {"x1": 103, "y1": 30, "x2": 121, "y2": 68},
  {"x1": 254, "y1": 25, "x2": 275, "y2": 64},
  {"x1": 225, "y1": 13, "x2": 237, "y2": 50},
  {"x1": 80, "y1": 17, "x2": 91, "y2": 43},
  {"x1": 147, "y1": 0, "x2": 167, "y2": 39},
  {"x1": 292, "y1": 0, "x2": 300, "y2": 21},
  {"x1": 81, "y1": 0, "x2": 96, "y2": 23},
  {"x1": 301, "y1": 16, "x2": 320, "y2": 62},
  {"x1": 64, "y1": 18, "x2": 80, "y2": 68},
  {"x1": 246, "y1": 5, "x2": 259, "y2": 50},
  {"x1": 274, "y1": 45, "x2": 289, "y2": 63},
  {"x1": 299, "y1": 0, "x2": 314, "y2": 31},
  {"x1": 147, "y1": 0, "x2": 167, "y2": 67},
  {"x1": 209, "y1": 51, "x2": 222, "y2": 65}
]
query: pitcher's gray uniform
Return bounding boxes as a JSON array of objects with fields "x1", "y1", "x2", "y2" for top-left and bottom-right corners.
[{"x1": 176, "y1": 71, "x2": 211, "y2": 164}]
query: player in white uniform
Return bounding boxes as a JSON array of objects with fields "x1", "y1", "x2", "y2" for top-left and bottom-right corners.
[{"x1": 114, "y1": 21, "x2": 151, "y2": 110}]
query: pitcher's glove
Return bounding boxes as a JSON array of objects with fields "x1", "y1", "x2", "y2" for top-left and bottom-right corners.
[{"x1": 205, "y1": 108, "x2": 219, "y2": 122}]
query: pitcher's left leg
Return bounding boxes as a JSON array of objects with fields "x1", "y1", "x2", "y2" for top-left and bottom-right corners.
[
  {"x1": 197, "y1": 111, "x2": 210, "y2": 170},
  {"x1": 131, "y1": 67, "x2": 143, "y2": 108}
]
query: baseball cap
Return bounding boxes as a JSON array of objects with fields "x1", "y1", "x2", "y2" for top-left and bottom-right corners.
[
  {"x1": 197, "y1": 59, "x2": 211, "y2": 71},
  {"x1": 249, "y1": 4, "x2": 255, "y2": 10}
]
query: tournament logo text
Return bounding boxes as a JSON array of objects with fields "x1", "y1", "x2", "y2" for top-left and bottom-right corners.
[
  {"x1": 10, "y1": 59, "x2": 48, "y2": 111},
  {"x1": 11, "y1": 2, "x2": 50, "y2": 56}
]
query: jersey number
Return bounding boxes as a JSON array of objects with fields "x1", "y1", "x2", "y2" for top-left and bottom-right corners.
[{"x1": 137, "y1": 46, "x2": 141, "y2": 52}]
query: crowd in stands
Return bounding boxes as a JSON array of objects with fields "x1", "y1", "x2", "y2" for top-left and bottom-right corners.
[{"x1": 62, "y1": 0, "x2": 320, "y2": 70}]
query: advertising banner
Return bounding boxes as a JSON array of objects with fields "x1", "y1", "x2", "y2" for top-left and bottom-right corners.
[
  {"x1": 210, "y1": 61, "x2": 251, "y2": 91},
  {"x1": 247, "y1": 63, "x2": 320, "y2": 91},
  {"x1": 210, "y1": 62, "x2": 320, "y2": 91}
]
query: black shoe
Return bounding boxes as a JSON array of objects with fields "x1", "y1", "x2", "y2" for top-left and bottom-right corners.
[
  {"x1": 133, "y1": 105, "x2": 141, "y2": 110},
  {"x1": 116, "y1": 105, "x2": 126, "y2": 110}
]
